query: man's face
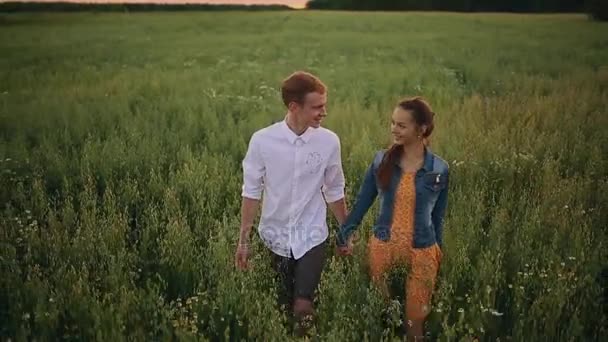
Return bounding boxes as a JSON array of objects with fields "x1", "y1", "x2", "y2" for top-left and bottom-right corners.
[{"x1": 292, "y1": 92, "x2": 327, "y2": 129}]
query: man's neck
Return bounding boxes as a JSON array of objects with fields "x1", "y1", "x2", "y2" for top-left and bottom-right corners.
[{"x1": 285, "y1": 112, "x2": 308, "y2": 136}]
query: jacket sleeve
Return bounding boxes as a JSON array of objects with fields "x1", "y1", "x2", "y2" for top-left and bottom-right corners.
[
  {"x1": 336, "y1": 152, "x2": 382, "y2": 246},
  {"x1": 431, "y1": 171, "x2": 449, "y2": 249}
]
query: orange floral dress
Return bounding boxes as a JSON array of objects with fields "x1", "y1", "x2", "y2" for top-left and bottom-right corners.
[{"x1": 367, "y1": 172, "x2": 443, "y2": 320}]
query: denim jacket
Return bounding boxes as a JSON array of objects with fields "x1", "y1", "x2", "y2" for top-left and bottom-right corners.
[{"x1": 336, "y1": 147, "x2": 449, "y2": 249}]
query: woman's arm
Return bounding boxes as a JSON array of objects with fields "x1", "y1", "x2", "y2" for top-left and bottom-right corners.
[
  {"x1": 431, "y1": 171, "x2": 449, "y2": 249},
  {"x1": 336, "y1": 159, "x2": 379, "y2": 247}
]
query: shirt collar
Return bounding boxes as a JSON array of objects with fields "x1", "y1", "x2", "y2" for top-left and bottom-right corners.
[{"x1": 281, "y1": 118, "x2": 314, "y2": 145}]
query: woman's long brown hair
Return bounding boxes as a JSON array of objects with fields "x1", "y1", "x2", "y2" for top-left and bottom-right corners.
[{"x1": 377, "y1": 97, "x2": 436, "y2": 190}]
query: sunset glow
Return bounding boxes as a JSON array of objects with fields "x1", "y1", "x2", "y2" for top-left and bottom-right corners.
[{"x1": 8, "y1": 0, "x2": 309, "y2": 9}]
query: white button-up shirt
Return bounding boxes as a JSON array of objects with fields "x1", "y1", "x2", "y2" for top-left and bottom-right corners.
[{"x1": 241, "y1": 119, "x2": 345, "y2": 259}]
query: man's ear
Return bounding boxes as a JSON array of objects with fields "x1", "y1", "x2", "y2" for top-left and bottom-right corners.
[{"x1": 288, "y1": 101, "x2": 300, "y2": 113}]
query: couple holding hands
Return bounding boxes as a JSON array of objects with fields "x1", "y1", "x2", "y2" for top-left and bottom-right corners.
[{"x1": 235, "y1": 71, "x2": 449, "y2": 340}]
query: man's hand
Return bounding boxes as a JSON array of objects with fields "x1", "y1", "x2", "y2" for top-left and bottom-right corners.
[
  {"x1": 235, "y1": 241, "x2": 250, "y2": 270},
  {"x1": 237, "y1": 197, "x2": 259, "y2": 270}
]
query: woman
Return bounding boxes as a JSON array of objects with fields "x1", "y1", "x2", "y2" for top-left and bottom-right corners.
[{"x1": 336, "y1": 97, "x2": 449, "y2": 341}]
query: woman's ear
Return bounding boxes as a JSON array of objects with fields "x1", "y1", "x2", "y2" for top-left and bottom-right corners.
[{"x1": 419, "y1": 124, "x2": 428, "y2": 137}]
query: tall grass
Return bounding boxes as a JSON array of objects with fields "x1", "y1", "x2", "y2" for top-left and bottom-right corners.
[{"x1": 1, "y1": 11, "x2": 607, "y2": 340}]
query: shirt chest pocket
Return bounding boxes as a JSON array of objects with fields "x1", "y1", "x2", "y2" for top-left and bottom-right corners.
[
  {"x1": 423, "y1": 172, "x2": 447, "y2": 193},
  {"x1": 303, "y1": 152, "x2": 325, "y2": 175}
]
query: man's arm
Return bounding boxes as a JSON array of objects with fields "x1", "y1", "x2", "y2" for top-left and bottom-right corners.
[
  {"x1": 236, "y1": 134, "x2": 265, "y2": 270},
  {"x1": 328, "y1": 197, "x2": 347, "y2": 226},
  {"x1": 236, "y1": 197, "x2": 259, "y2": 270},
  {"x1": 238, "y1": 197, "x2": 260, "y2": 246},
  {"x1": 323, "y1": 137, "x2": 346, "y2": 225}
]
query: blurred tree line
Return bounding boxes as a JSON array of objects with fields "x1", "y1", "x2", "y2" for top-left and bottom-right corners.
[
  {"x1": 0, "y1": 2, "x2": 292, "y2": 12},
  {"x1": 306, "y1": 0, "x2": 583, "y2": 12},
  {"x1": 306, "y1": 0, "x2": 608, "y2": 21},
  {"x1": 0, "y1": 1, "x2": 604, "y2": 22},
  {"x1": 586, "y1": 0, "x2": 608, "y2": 20}
]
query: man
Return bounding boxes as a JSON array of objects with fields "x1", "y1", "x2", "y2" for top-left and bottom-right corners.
[{"x1": 235, "y1": 71, "x2": 347, "y2": 335}]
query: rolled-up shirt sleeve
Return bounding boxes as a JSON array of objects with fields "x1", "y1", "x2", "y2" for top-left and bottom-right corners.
[
  {"x1": 322, "y1": 138, "x2": 345, "y2": 203},
  {"x1": 241, "y1": 133, "x2": 265, "y2": 200}
]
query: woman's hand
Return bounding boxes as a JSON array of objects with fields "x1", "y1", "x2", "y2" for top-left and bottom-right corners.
[{"x1": 337, "y1": 238, "x2": 354, "y2": 256}]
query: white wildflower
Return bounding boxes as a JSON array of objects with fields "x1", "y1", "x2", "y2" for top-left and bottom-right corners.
[{"x1": 490, "y1": 309, "x2": 504, "y2": 316}]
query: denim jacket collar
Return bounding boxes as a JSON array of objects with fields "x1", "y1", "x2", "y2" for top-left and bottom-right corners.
[{"x1": 391, "y1": 146, "x2": 435, "y2": 172}]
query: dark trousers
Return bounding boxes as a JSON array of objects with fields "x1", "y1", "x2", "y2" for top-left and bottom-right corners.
[{"x1": 270, "y1": 241, "x2": 327, "y2": 312}]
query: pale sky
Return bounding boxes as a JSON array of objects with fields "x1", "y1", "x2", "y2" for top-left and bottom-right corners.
[
  {"x1": 200, "y1": 0, "x2": 307, "y2": 7},
  {"x1": 11, "y1": 0, "x2": 309, "y2": 9}
]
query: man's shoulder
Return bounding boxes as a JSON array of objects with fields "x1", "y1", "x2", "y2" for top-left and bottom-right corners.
[
  {"x1": 316, "y1": 126, "x2": 340, "y2": 144},
  {"x1": 250, "y1": 121, "x2": 283, "y2": 140}
]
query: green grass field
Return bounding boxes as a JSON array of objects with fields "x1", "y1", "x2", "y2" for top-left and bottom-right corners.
[{"x1": 1, "y1": 11, "x2": 607, "y2": 341}]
